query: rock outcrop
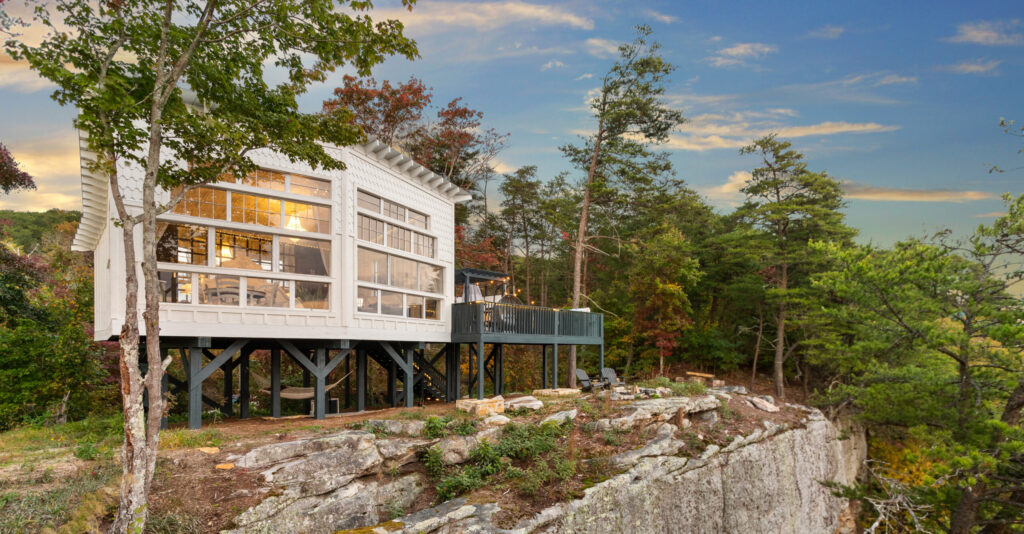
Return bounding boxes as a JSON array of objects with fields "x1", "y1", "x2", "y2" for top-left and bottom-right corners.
[{"x1": 383, "y1": 411, "x2": 863, "y2": 534}]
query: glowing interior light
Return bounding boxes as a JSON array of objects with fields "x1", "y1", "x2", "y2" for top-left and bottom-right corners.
[
  {"x1": 220, "y1": 245, "x2": 233, "y2": 259},
  {"x1": 286, "y1": 215, "x2": 305, "y2": 232}
]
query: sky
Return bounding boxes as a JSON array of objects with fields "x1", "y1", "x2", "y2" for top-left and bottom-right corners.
[{"x1": 1, "y1": 0, "x2": 1022, "y2": 246}]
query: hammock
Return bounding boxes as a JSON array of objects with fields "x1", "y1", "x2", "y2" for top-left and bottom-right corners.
[{"x1": 252, "y1": 371, "x2": 353, "y2": 400}]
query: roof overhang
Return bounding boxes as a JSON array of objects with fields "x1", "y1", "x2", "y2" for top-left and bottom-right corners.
[
  {"x1": 71, "y1": 131, "x2": 107, "y2": 252},
  {"x1": 354, "y1": 137, "x2": 473, "y2": 204}
]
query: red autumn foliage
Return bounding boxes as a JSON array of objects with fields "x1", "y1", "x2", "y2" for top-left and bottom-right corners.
[{"x1": 322, "y1": 74, "x2": 432, "y2": 145}]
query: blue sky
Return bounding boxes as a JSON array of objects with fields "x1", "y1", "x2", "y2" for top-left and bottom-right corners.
[{"x1": 1, "y1": 0, "x2": 1022, "y2": 245}]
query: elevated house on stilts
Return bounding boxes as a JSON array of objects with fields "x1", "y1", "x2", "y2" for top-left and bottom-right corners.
[{"x1": 72, "y1": 137, "x2": 604, "y2": 429}]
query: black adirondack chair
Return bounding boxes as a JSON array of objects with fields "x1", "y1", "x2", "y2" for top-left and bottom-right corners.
[{"x1": 601, "y1": 367, "x2": 625, "y2": 388}]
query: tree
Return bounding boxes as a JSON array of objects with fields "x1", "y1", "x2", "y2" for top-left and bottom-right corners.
[
  {"x1": 628, "y1": 225, "x2": 701, "y2": 376},
  {"x1": 0, "y1": 142, "x2": 34, "y2": 194},
  {"x1": 4, "y1": 1, "x2": 417, "y2": 530},
  {"x1": 737, "y1": 135, "x2": 853, "y2": 398},
  {"x1": 560, "y1": 24, "x2": 684, "y2": 386},
  {"x1": 813, "y1": 209, "x2": 1024, "y2": 531},
  {"x1": 322, "y1": 74, "x2": 432, "y2": 146},
  {"x1": 500, "y1": 166, "x2": 541, "y2": 302}
]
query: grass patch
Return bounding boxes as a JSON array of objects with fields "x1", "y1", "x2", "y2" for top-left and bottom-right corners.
[
  {"x1": 423, "y1": 416, "x2": 449, "y2": 439},
  {"x1": 146, "y1": 511, "x2": 204, "y2": 534},
  {"x1": 637, "y1": 376, "x2": 707, "y2": 397},
  {"x1": 0, "y1": 460, "x2": 119, "y2": 533},
  {"x1": 0, "y1": 415, "x2": 123, "y2": 455},
  {"x1": 160, "y1": 428, "x2": 224, "y2": 449}
]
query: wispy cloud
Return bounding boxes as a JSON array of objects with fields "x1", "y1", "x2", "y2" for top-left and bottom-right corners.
[
  {"x1": 946, "y1": 20, "x2": 1023, "y2": 46},
  {"x1": 574, "y1": 73, "x2": 593, "y2": 81},
  {"x1": 541, "y1": 59, "x2": 566, "y2": 71},
  {"x1": 644, "y1": 9, "x2": 678, "y2": 24},
  {"x1": 584, "y1": 38, "x2": 619, "y2": 58},
  {"x1": 664, "y1": 106, "x2": 899, "y2": 151},
  {"x1": 701, "y1": 171, "x2": 751, "y2": 205},
  {"x1": 974, "y1": 211, "x2": 1008, "y2": 218},
  {"x1": 0, "y1": 137, "x2": 83, "y2": 211},
  {"x1": 706, "y1": 42, "x2": 777, "y2": 68},
  {"x1": 807, "y1": 25, "x2": 845, "y2": 40},
  {"x1": 0, "y1": 54, "x2": 54, "y2": 93},
  {"x1": 942, "y1": 59, "x2": 1001, "y2": 75},
  {"x1": 376, "y1": 2, "x2": 595, "y2": 35},
  {"x1": 874, "y1": 74, "x2": 917, "y2": 86},
  {"x1": 842, "y1": 182, "x2": 995, "y2": 202}
]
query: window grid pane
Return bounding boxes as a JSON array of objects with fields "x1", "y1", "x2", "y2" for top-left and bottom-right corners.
[
  {"x1": 290, "y1": 175, "x2": 330, "y2": 198},
  {"x1": 383, "y1": 200, "x2": 405, "y2": 222},
  {"x1": 408, "y1": 210, "x2": 428, "y2": 229},
  {"x1": 284, "y1": 201, "x2": 330, "y2": 234},
  {"x1": 157, "y1": 223, "x2": 208, "y2": 265},
  {"x1": 357, "y1": 286, "x2": 378, "y2": 313},
  {"x1": 158, "y1": 271, "x2": 192, "y2": 303},
  {"x1": 198, "y1": 274, "x2": 240, "y2": 306},
  {"x1": 358, "y1": 191, "x2": 380, "y2": 212},
  {"x1": 358, "y1": 215, "x2": 386, "y2": 245},
  {"x1": 231, "y1": 192, "x2": 282, "y2": 228},
  {"x1": 380, "y1": 290, "x2": 403, "y2": 316},
  {"x1": 172, "y1": 187, "x2": 227, "y2": 221},
  {"x1": 414, "y1": 233, "x2": 435, "y2": 258},
  {"x1": 388, "y1": 226, "x2": 412, "y2": 252},
  {"x1": 215, "y1": 229, "x2": 273, "y2": 271}
]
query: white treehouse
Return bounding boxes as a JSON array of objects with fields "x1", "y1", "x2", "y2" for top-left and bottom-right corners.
[{"x1": 73, "y1": 137, "x2": 604, "y2": 429}]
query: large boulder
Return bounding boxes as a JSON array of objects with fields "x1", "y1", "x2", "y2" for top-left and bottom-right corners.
[{"x1": 597, "y1": 396, "x2": 719, "y2": 431}]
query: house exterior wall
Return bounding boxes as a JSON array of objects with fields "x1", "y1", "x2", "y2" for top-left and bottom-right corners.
[{"x1": 91, "y1": 143, "x2": 458, "y2": 343}]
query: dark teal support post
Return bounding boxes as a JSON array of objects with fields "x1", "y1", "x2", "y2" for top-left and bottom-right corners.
[
  {"x1": 344, "y1": 354, "x2": 351, "y2": 409},
  {"x1": 240, "y1": 348, "x2": 250, "y2": 419},
  {"x1": 599, "y1": 344, "x2": 605, "y2": 375},
  {"x1": 552, "y1": 344, "x2": 559, "y2": 389},
  {"x1": 270, "y1": 348, "x2": 281, "y2": 418},
  {"x1": 222, "y1": 355, "x2": 234, "y2": 417},
  {"x1": 477, "y1": 338, "x2": 485, "y2": 399},
  {"x1": 404, "y1": 347, "x2": 414, "y2": 408},
  {"x1": 357, "y1": 349, "x2": 367, "y2": 411},
  {"x1": 542, "y1": 345, "x2": 549, "y2": 389},
  {"x1": 314, "y1": 347, "x2": 326, "y2": 420},
  {"x1": 302, "y1": 366, "x2": 311, "y2": 415},
  {"x1": 188, "y1": 347, "x2": 203, "y2": 430}
]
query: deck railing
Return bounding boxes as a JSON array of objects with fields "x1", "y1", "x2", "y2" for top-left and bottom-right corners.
[{"x1": 451, "y1": 302, "x2": 603, "y2": 341}]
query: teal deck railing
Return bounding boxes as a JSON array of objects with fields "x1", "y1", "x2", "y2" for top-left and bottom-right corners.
[{"x1": 451, "y1": 302, "x2": 603, "y2": 344}]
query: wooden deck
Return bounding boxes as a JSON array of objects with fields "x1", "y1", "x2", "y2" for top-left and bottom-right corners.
[{"x1": 451, "y1": 302, "x2": 604, "y2": 345}]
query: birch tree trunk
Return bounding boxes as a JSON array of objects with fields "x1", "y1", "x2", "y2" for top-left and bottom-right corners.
[{"x1": 569, "y1": 122, "x2": 603, "y2": 387}]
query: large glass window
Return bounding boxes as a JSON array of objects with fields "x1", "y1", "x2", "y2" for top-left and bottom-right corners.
[
  {"x1": 158, "y1": 271, "x2": 192, "y2": 303},
  {"x1": 391, "y1": 256, "x2": 418, "y2": 290},
  {"x1": 279, "y1": 238, "x2": 330, "y2": 276},
  {"x1": 357, "y1": 287, "x2": 378, "y2": 313},
  {"x1": 388, "y1": 226, "x2": 411, "y2": 252},
  {"x1": 358, "y1": 248, "x2": 388, "y2": 284},
  {"x1": 173, "y1": 187, "x2": 227, "y2": 220},
  {"x1": 215, "y1": 229, "x2": 273, "y2": 271},
  {"x1": 295, "y1": 281, "x2": 329, "y2": 309},
  {"x1": 420, "y1": 264, "x2": 442, "y2": 294},
  {"x1": 231, "y1": 192, "x2": 281, "y2": 228},
  {"x1": 284, "y1": 201, "x2": 329, "y2": 234},
  {"x1": 247, "y1": 278, "x2": 290, "y2": 308},
  {"x1": 290, "y1": 175, "x2": 330, "y2": 198},
  {"x1": 198, "y1": 274, "x2": 240, "y2": 306},
  {"x1": 157, "y1": 223, "x2": 208, "y2": 265},
  {"x1": 358, "y1": 190, "x2": 380, "y2": 212},
  {"x1": 415, "y1": 233, "x2": 435, "y2": 258},
  {"x1": 380, "y1": 290, "x2": 403, "y2": 316},
  {"x1": 358, "y1": 215, "x2": 385, "y2": 245}
]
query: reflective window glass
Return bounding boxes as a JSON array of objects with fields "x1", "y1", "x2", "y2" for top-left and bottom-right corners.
[
  {"x1": 279, "y1": 238, "x2": 330, "y2": 276},
  {"x1": 156, "y1": 223, "x2": 208, "y2": 265},
  {"x1": 425, "y1": 298, "x2": 440, "y2": 320},
  {"x1": 158, "y1": 271, "x2": 192, "y2": 303},
  {"x1": 290, "y1": 175, "x2": 330, "y2": 198},
  {"x1": 295, "y1": 281, "x2": 329, "y2": 309},
  {"x1": 390, "y1": 256, "x2": 418, "y2": 290},
  {"x1": 198, "y1": 274, "x2": 240, "y2": 306},
  {"x1": 247, "y1": 278, "x2": 290, "y2": 308},
  {"x1": 357, "y1": 286, "x2": 378, "y2": 313},
  {"x1": 358, "y1": 215, "x2": 385, "y2": 245},
  {"x1": 419, "y1": 263, "x2": 442, "y2": 294},
  {"x1": 388, "y1": 226, "x2": 411, "y2": 252},
  {"x1": 357, "y1": 190, "x2": 380, "y2": 212},
  {"x1": 380, "y1": 290, "x2": 403, "y2": 316},
  {"x1": 284, "y1": 201, "x2": 330, "y2": 233},
  {"x1": 357, "y1": 248, "x2": 388, "y2": 284},
  {"x1": 406, "y1": 295, "x2": 424, "y2": 319}
]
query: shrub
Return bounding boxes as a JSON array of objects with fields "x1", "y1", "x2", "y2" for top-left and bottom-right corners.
[
  {"x1": 421, "y1": 446, "x2": 444, "y2": 478},
  {"x1": 423, "y1": 416, "x2": 449, "y2": 439},
  {"x1": 73, "y1": 443, "x2": 99, "y2": 461},
  {"x1": 495, "y1": 422, "x2": 566, "y2": 460},
  {"x1": 450, "y1": 419, "x2": 477, "y2": 436},
  {"x1": 638, "y1": 376, "x2": 707, "y2": 397}
]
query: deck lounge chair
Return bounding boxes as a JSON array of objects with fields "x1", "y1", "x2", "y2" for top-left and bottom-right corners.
[
  {"x1": 601, "y1": 367, "x2": 625, "y2": 388},
  {"x1": 576, "y1": 368, "x2": 609, "y2": 391}
]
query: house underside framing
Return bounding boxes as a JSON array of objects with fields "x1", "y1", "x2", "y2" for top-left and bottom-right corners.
[{"x1": 151, "y1": 328, "x2": 604, "y2": 430}]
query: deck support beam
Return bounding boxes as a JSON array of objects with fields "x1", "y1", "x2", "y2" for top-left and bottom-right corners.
[
  {"x1": 357, "y1": 349, "x2": 367, "y2": 411},
  {"x1": 553, "y1": 343, "x2": 559, "y2": 389},
  {"x1": 379, "y1": 342, "x2": 415, "y2": 408},
  {"x1": 279, "y1": 340, "x2": 351, "y2": 420},
  {"x1": 240, "y1": 347, "x2": 251, "y2": 419},
  {"x1": 541, "y1": 345, "x2": 549, "y2": 389},
  {"x1": 270, "y1": 348, "x2": 281, "y2": 418},
  {"x1": 476, "y1": 338, "x2": 485, "y2": 399},
  {"x1": 186, "y1": 339, "x2": 247, "y2": 430}
]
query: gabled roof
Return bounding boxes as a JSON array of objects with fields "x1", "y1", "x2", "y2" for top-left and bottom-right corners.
[{"x1": 70, "y1": 134, "x2": 473, "y2": 252}]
